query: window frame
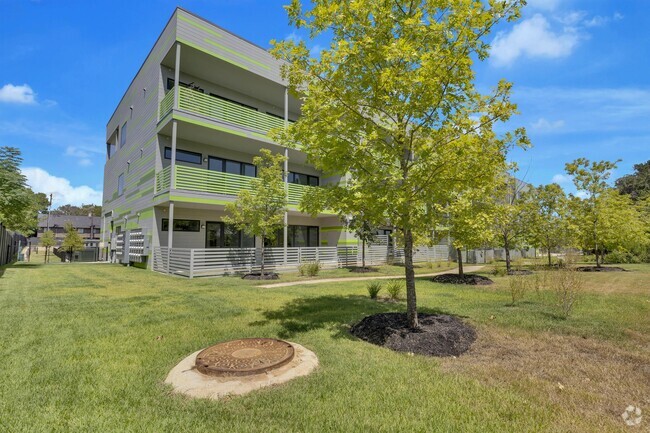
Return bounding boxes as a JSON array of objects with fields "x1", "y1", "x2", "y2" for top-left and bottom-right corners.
[
  {"x1": 164, "y1": 147, "x2": 203, "y2": 165},
  {"x1": 207, "y1": 156, "x2": 256, "y2": 178},
  {"x1": 119, "y1": 122, "x2": 127, "y2": 148},
  {"x1": 288, "y1": 171, "x2": 319, "y2": 187},
  {"x1": 117, "y1": 173, "x2": 125, "y2": 197},
  {"x1": 161, "y1": 218, "x2": 201, "y2": 232}
]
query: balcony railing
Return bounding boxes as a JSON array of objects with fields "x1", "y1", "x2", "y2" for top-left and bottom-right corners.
[
  {"x1": 158, "y1": 86, "x2": 286, "y2": 137},
  {"x1": 155, "y1": 165, "x2": 313, "y2": 205}
]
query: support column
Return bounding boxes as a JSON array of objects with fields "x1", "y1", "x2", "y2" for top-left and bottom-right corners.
[
  {"x1": 167, "y1": 201, "x2": 174, "y2": 274},
  {"x1": 283, "y1": 87, "x2": 289, "y2": 265},
  {"x1": 173, "y1": 43, "x2": 181, "y2": 109},
  {"x1": 170, "y1": 119, "x2": 178, "y2": 189}
]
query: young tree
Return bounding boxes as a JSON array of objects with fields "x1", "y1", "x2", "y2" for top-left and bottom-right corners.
[
  {"x1": 272, "y1": 0, "x2": 527, "y2": 328},
  {"x1": 522, "y1": 183, "x2": 569, "y2": 267},
  {"x1": 493, "y1": 176, "x2": 530, "y2": 273},
  {"x1": 0, "y1": 146, "x2": 41, "y2": 233},
  {"x1": 438, "y1": 188, "x2": 496, "y2": 277},
  {"x1": 565, "y1": 158, "x2": 619, "y2": 267},
  {"x1": 40, "y1": 230, "x2": 56, "y2": 263},
  {"x1": 61, "y1": 222, "x2": 84, "y2": 263},
  {"x1": 223, "y1": 149, "x2": 287, "y2": 278}
]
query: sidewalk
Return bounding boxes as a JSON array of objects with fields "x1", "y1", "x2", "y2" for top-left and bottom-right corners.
[{"x1": 259, "y1": 265, "x2": 486, "y2": 288}]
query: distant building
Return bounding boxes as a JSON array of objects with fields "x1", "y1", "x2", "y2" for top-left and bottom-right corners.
[{"x1": 34, "y1": 215, "x2": 100, "y2": 247}]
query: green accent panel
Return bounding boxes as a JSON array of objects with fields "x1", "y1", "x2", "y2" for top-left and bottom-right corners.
[
  {"x1": 177, "y1": 38, "x2": 250, "y2": 71},
  {"x1": 127, "y1": 167, "x2": 154, "y2": 184},
  {"x1": 203, "y1": 38, "x2": 271, "y2": 70},
  {"x1": 172, "y1": 113, "x2": 247, "y2": 138},
  {"x1": 138, "y1": 208, "x2": 154, "y2": 220},
  {"x1": 176, "y1": 87, "x2": 283, "y2": 136},
  {"x1": 159, "y1": 89, "x2": 174, "y2": 120},
  {"x1": 321, "y1": 226, "x2": 344, "y2": 232},
  {"x1": 177, "y1": 14, "x2": 223, "y2": 39},
  {"x1": 338, "y1": 239, "x2": 359, "y2": 245},
  {"x1": 169, "y1": 195, "x2": 231, "y2": 205},
  {"x1": 320, "y1": 240, "x2": 329, "y2": 246}
]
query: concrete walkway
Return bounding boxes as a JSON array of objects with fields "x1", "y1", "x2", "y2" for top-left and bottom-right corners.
[{"x1": 259, "y1": 265, "x2": 486, "y2": 289}]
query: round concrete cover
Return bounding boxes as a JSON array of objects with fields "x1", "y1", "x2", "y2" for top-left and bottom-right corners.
[{"x1": 165, "y1": 342, "x2": 318, "y2": 400}]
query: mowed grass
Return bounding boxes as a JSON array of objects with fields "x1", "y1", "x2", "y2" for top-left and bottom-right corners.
[{"x1": 0, "y1": 263, "x2": 648, "y2": 432}]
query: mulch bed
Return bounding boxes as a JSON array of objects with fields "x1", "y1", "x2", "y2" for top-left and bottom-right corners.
[
  {"x1": 350, "y1": 312, "x2": 476, "y2": 357},
  {"x1": 242, "y1": 272, "x2": 280, "y2": 280},
  {"x1": 430, "y1": 273, "x2": 494, "y2": 285},
  {"x1": 348, "y1": 266, "x2": 379, "y2": 273},
  {"x1": 575, "y1": 266, "x2": 626, "y2": 272},
  {"x1": 507, "y1": 270, "x2": 534, "y2": 276}
]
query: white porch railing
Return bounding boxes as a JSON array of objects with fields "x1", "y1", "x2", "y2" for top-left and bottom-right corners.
[{"x1": 152, "y1": 245, "x2": 450, "y2": 278}]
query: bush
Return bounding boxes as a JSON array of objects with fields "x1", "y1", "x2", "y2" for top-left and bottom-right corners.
[
  {"x1": 385, "y1": 280, "x2": 403, "y2": 301},
  {"x1": 551, "y1": 266, "x2": 584, "y2": 318},
  {"x1": 508, "y1": 274, "x2": 528, "y2": 305},
  {"x1": 299, "y1": 261, "x2": 322, "y2": 277},
  {"x1": 366, "y1": 281, "x2": 382, "y2": 299},
  {"x1": 491, "y1": 262, "x2": 507, "y2": 277},
  {"x1": 603, "y1": 250, "x2": 642, "y2": 264}
]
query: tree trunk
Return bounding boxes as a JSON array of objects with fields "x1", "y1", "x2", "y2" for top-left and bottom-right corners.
[
  {"x1": 403, "y1": 229, "x2": 418, "y2": 329},
  {"x1": 547, "y1": 249, "x2": 552, "y2": 267},
  {"x1": 504, "y1": 235, "x2": 511, "y2": 273},
  {"x1": 457, "y1": 248, "x2": 464, "y2": 277},
  {"x1": 595, "y1": 250, "x2": 600, "y2": 268},
  {"x1": 362, "y1": 239, "x2": 366, "y2": 269}
]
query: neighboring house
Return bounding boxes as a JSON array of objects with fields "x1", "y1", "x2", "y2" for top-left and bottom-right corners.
[
  {"x1": 34, "y1": 215, "x2": 100, "y2": 247},
  {"x1": 102, "y1": 8, "x2": 358, "y2": 273}
]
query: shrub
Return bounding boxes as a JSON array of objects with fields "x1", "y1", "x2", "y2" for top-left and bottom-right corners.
[
  {"x1": 385, "y1": 280, "x2": 403, "y2": 301},
  {"x1": 366, "y1": 281, "x2": 382, "y2": 299},
  {"x1": 508, "y1": 274, "x2": 528, "y2": 305},
  {"x1": 603, "y1": 250, "x2": 642, "y2": 264},
  {"x1": 551, "y1": 266, "x2": 584, "y2": 318},
  {"x1": 491, "y1": 262, "x2": 507, "y2": 277},
  {"x1": 299, "y1": 261, "x2": 322, "y2": 277}
]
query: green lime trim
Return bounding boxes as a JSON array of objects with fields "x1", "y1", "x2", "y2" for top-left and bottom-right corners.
[
  {"x1": 172, "y1": 113, "x2": 247, "y2": 137},
  {"x1": 177, "y1": 38, "x2": 250, "y2": 71},
  {"x1": 321, "y1": 226, "x2": 344, "y2": 232},
  {"x1": 203, "y1": 38, "x2": 271, "y2": 71},
  {"x1": 320, "y1": 240, "x2": 329, "y2": 246},
  {"x1": 338, "y1": 239, "x2": 359, "y2": 245},
  {"x1": 178, "y1": 14, "x2": 223, "y2": 39},
  {"x1": 169, "y1": 195, "x2": 231, "y2": 205}
]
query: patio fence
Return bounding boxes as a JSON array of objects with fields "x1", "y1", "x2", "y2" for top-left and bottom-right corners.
[{"x1": 152, "y1": 244, "x2": 450, "y2": 278}]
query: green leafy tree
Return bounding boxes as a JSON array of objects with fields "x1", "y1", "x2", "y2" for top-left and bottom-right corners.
[
  {"x1": 272, "y1": 0, "x2": 527, "y2": 328},
  {"x1": 522, "y1": 183, "x2": 569, "y2": 267},
  {"x1": 565, "y1": 158, "x2": 619, "y2": 267},
  {"x1": 615, "y1": 160, "x2": 650, "y2": 201},
  {"x1": 40, "y1": 230, "x2": 56, "y2": 263},
  {"x1": 61, "y1": 222, "x2": 85, "y2": 263},
  {"x1": 0, "y1": 146, "x2": 40, "y2": 233},
  {"x1": 437, "y1": 187, "x2": 496, "y2": 277},
  {"x1": 223, "y1": 149, "x2": 287, "y2": 278},
  {"x1": 493, "y1": 176, "x2": 530, "y2": 273},
  {"x1": 52, "y1": 204, "x2": 102, "y2": 217}
]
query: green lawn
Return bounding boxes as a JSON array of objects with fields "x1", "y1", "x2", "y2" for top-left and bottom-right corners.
[{"x1": 0, "y1": 262, "x2": 648, "y2": 432}]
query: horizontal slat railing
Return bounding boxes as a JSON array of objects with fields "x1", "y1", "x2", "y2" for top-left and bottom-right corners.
[
  {"x1": 287, "y1": 183, "x2": 312, "y2": 205},
  {"x1": 155, "y1": 166, "x2": 172, "y2": 193},
  {"x1": 159, "y1": 89, "x2": 174, "y2": 120},
  {"x1": 177, "y1": 86, "x2": 284, "y2": 136},
  {"x1": 175, "y1": 165, "x2": 254, "y2": 195}
]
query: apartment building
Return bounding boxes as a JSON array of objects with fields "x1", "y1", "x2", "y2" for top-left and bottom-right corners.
[{"x1": 102, "y1": 8, "x2": 357, "y2": 272}]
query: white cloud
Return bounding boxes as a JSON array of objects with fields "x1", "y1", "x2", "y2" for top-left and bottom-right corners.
[
  {"x1": 0, "y1": 83, "x2": 37, "y2": 104},
  {"x1": 552, "y1": 174, "x2": 570, "y2": 184},
  {"x1": 65, "y1": 145, "x2": 97, "y2": 167},
  {"x1": 22, "y1": 167, "x2": 102, "y2": 206},
  {"x1": 583, "y1": 12, "x2": 624, "y2": 28},
  {"x1": 532, "y1": 117, "x2": 565, "y2": 132},
  {"x1": 491, "y1": 14, "x2": 580, "y2": 66}
]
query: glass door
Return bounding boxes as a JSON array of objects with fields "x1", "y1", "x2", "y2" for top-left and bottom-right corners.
[{"x1": 205, "y1": 222, "x2": 223, "y2": 248}]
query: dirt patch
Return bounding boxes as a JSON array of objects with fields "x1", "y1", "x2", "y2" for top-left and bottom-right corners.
[
  {"x1": 575, "y1": 266, "x2": 626, "y2": 272},
  {"x1": 242, "y1": 272, "x2": 280, "y2": 280},
  {"x1": 350, "y1": 312, "x2": 476, "y2": 357},
  {"x1": 440, "y1": 327, "x2": 650, "y2": 432},
  {"x1": 348, "y1": 267, "x2": 379, "y2": 273},
  {"x1": 430, "y1": 273, "x2": 494, "y2": 285},
  {"x1": 508, "y1": 269, "x2": 534, "y2": 276}
]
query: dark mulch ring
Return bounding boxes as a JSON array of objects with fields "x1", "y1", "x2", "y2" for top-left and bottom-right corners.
[
  {"x1": 348, "y1": 266, "x2": 379, "y2": 273},
  {"x1": 350, "y1": 312, "x2": 476, "y2": 357},
  {"x1": 242, "y1": 272, "x2": 280, "y2": 280},
  {"x1": 507, "y1": 269, "x2": 534, "y2": 276},
  {"x1": 575, "y1": 266, "x2": 626, "y2": 272},
  {"x1": 430, "y1": 273, "x2": 494, "y2": 285}
]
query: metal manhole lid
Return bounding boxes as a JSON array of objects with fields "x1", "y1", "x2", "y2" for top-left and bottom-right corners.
[{"x1": 195, "y1": 338, "x2": 295, "y2": 377}]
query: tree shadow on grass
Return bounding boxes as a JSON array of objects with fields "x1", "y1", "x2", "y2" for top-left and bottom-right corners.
[{"x1": 251, "y1": 294, "x2": 454, "y2": 339}]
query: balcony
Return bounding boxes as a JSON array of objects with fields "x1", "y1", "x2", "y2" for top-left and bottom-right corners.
[
  {"x1": 155, "y1": 165, "x2": 313, "y2": 205},
  {"x1": 159, "y1": 86, "x2": 285, "y2": 137}
]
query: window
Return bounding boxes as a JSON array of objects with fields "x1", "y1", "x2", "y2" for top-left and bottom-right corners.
[
  {"x1": 167, "y1": 78, "x2": 204, "y2": 93},
  {"x1": 117, "y1": 173, "x2": 125, "y2": 196},
  {"x1": 266, "y1": 225, "x2": 319, "y2": 247},
  {"x1": 107, "y1": 142, "x2": 116, "y2": 159},
  {"x1": 205, "y1": 222, "x2": 254, "y2": 248},
  {"x1": 208, "y1": 156, "x2": 256, "y2": 177},
  {"x1": 161, "y1": 219, "x2": 200, "y2": 232},
  {"x1": 209, "y1": 93, "x2": 257, "y2": 111},
  {"x1": 164, "y1": 147, "x2": 202, "y2": 165},
  {"x1": 289, "y1": 171, "x2": 319, "y2": 186},
  {"x1": 120, "y1": 122, "x2": 127, "y2": 148}
]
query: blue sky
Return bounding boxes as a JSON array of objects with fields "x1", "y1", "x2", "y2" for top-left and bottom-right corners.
[{"x1": 0, "y1": 0, "x2": 648, "y2": 206}]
